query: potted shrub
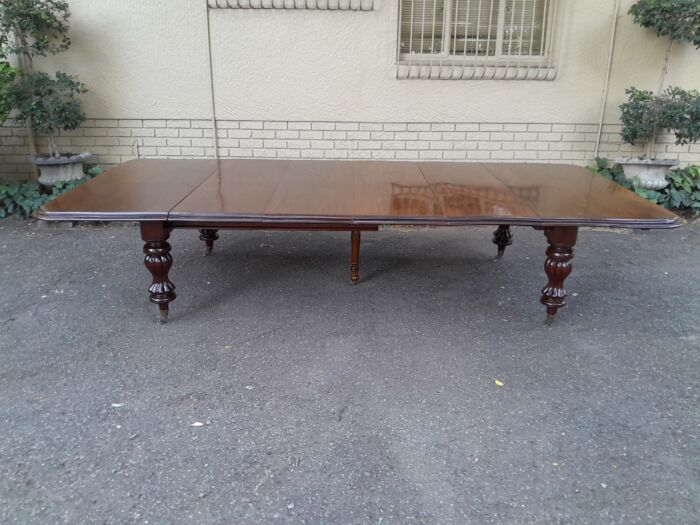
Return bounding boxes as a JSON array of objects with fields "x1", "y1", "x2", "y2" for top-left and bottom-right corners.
[
  {"x1": 1, "y1": 0, "x2": 90, "y2": 185},
  {"x1": 8, "y1": 71, "x2": 88, "y2": 183},
  {"x1": 618, "y1": 86, "x2": 700, "y2": 189},
  {"x1": 616, "y1": 0, "x2": 700, "y2": 189}
]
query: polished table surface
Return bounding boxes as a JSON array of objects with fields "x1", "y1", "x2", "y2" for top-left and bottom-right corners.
[
  {"x1": 37, "y1": 159, "x2": 680, "y2": 322},
  {"x1": 38, "y1": 159, "x2": 680, "y2": 228}
]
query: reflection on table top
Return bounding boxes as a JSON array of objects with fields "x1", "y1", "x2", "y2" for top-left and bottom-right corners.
[{"x1": 38, "y1": 159, "x2": 680, "y2": 228}]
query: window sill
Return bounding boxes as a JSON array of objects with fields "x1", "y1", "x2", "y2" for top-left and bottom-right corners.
[
  {"x1": 396, "y1": 63, "x2": 557, "y2": 81},
  {"x1": 208, "y1": 0, "x2": 373, "y2": 9}
]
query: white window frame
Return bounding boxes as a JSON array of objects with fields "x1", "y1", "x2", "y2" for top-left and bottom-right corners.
[{"x1": 396, "y1": 0, "x2": 559, "y2": 80}]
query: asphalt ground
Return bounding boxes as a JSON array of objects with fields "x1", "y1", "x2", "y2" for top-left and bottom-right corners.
[{"x1": 1, "y1": 220, "x2": 698, "y2": 524}]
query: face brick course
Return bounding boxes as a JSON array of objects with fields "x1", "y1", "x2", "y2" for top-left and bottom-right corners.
[{"x1": 1, "y1": 119, "x2": 696, "y2": 181}]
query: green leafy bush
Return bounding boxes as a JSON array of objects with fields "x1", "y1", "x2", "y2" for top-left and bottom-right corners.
[
  {"x1": 640, "y1": 166, "x2": 700, "y2": 214},
  {"x1": 664, "y1": 87, "x2": 700, "y2": 145},
  {"x1": 0, "y1": 59, "x2": 17, "y2": 123},
  {"x1": 0, "y1": 165, "x2": 101, "y2": 219},
  {"x1": 623, "y1": 1, "x2": 700, "y2": 157},
  {"x1": 0, "y1": 181, "x2": 55, "y2": 219},
  {"x1": 589, "y1": 158, "x2": 628, "y2": 186},
  {"x1": 7, "y1": 71, "x2": 86, "y2": 157},
  {"x1": 620, "y1": 87, "x2": 700, "y2": 146},
  {"x1": 0, "y1": 0, "x2": 71, "y2": 60},
  {"x1": 0, "y1": 32, "x2": 18, "y2": 123},
  {"x1": 629, "y1": 0, "x2": 700, "y2": 48},
  {"x1": 0, "y1": 0, "x2": 85, "y2": 158},
  {"x1": 590, "y1": 158, "x2": 700, "y2": 216},
  {"x1": 620, "y1": 88, "x2": 663, "y2": 146}
]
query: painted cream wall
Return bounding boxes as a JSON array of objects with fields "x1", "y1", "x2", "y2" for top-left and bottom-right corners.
[
  {"x1": 37, "y1": 0, "x2": 212, "y2": 119},
  {"x1": 40, "y1": 0, "x2": 700, "y2": 124}
]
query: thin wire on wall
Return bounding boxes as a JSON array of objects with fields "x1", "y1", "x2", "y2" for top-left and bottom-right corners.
[
  {"x1": 205, "y1": 0, "x2": 220, "y2": 160},
  {"x1": 594, "y1": 0, "x2": 621, "y2": 159}
]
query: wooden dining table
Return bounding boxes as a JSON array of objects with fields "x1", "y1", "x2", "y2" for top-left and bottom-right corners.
[{"x1": 37, "y1": 159, "x2": 680, "y2": 322}]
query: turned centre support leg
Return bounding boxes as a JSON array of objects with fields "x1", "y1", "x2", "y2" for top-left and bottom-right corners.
[
  {"x1": 540, "y1": 226, "x2": 578, "y2": 322},
  {"x1": 351, "y1": 230, "x2": 361, "y2": 284},
  {"x1": 199, "y1": 229, "x2": 219, "y2": 256},
  {"x1": 141, "y1": 222, "x2": 176, "y2": 322},
  {"x1": 492, "y1": 225, "x2": 513, "y2": 258}
]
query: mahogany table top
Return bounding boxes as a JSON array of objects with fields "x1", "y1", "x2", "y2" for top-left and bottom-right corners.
[{"x1": 37, "y1": 159, "x2": 680, "y2": 229}]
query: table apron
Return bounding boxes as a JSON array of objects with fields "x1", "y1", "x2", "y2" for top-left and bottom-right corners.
[{"x1": 167, "y1": 221, "x2": 380, "y2": 232}]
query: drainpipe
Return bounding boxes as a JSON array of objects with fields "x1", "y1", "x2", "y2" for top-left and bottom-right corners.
[{"x1": 594, "y1": 0, "x2": 621, "y2": 160}]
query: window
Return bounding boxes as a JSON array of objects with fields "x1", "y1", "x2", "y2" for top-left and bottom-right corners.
[{"x1": 397, "y1": 0, "x2": 558, "y2": 80}]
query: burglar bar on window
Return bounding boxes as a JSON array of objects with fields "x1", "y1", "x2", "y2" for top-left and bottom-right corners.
[{"x1": 397, "y1": 0, "x2": 558, "y2": 80}]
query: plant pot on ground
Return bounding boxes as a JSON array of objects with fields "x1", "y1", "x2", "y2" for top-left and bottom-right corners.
[
  {"x1": 615, "y1": 157, "x2": 679, "y2": 190},
  {"x1": 31, "y1": 151, "x2": 91, "y2": 185}
]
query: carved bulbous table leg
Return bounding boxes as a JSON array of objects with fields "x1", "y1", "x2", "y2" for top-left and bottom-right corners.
[
  {"x1": 199, "y1": 229, "x2": 219, "y2": 256},
  {"x1": 492, "y1": 225, "x2": 513, "y2": 258},
  {"x1": 140, "y1": 222, "x2": 176, "y2": 322},
  {"x1": 351, "y1": 230, "x2": 361, "y2": 284},
  {"x1": 540, "y1": 226, "x2": 578, "y2": 321}
]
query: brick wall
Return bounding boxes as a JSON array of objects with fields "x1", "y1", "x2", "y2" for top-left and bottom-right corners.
[{"x1": 2, "y1": 119, "x2": 698, "y2": 181}]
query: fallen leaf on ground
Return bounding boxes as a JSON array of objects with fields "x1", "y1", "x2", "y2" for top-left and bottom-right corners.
[{"x1": 494, "y1": 379, "x2": 504, "y2": 387}]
